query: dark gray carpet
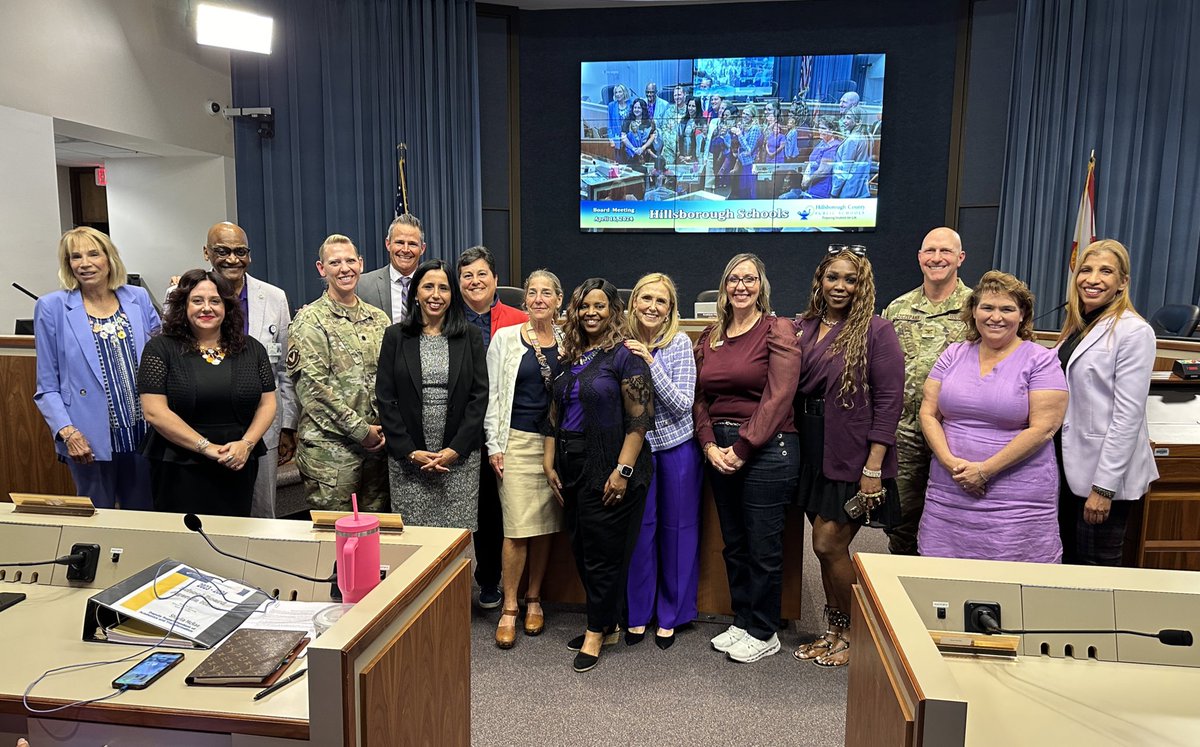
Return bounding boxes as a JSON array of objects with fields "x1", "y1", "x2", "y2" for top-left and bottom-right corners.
[{"x1": 469, "y1": 523, "x2": 890, "y2": 746}]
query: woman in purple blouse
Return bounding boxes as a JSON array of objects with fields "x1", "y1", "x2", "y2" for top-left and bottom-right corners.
[
  {"x1": 695, "y1": 253, "x2": 801, "y2": 664},
  {"x1": 543, "y1": 278, "x2": 654, "y2": 673},
  {"x1": 793, "y1": 246, "x2": 903, "y2": 668}
]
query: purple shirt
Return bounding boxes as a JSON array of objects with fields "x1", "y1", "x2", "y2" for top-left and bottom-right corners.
[{"x1": 239, "y1": 281, "x2": 250, "y2": 336}]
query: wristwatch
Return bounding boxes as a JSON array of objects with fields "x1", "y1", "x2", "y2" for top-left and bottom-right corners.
[{"x1": 617, "y1": 463, "x2": 634, "y2": 478}]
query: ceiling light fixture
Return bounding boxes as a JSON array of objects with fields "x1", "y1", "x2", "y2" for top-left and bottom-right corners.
[{"x1": 195, "y1": 3, "x2": 273, "y2": 55}]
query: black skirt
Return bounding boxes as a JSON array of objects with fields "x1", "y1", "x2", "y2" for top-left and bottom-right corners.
[{"x1": 795, "y1": 401, "x2": 899, "y2": 529}]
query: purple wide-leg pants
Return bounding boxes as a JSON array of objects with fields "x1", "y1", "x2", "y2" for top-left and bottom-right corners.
[{"x1": 626, "y1": 439, "x2": 703, "y2": 629}]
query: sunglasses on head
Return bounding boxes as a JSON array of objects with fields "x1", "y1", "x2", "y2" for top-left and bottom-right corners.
[{"x1": 827, "y1": 244, "x2": 867, "y2": 257}]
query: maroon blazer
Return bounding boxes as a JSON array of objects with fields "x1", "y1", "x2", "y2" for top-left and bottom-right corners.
[{"x1": 794, "y1": 315, "x2": 904, "y2": 482}]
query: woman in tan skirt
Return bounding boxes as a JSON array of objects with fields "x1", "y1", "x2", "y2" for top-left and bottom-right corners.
[{"x1": 484, "y1": 270, "x2": 565, "y2": 648}]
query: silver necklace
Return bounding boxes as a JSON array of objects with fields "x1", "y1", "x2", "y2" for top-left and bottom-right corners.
[{"x1": 821, "y1": 314, "x2": 842, "y2": 327}]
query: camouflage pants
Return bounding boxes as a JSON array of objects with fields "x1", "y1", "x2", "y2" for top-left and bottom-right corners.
[
  {"x1": 885, "y1": 426, "x2": 930, "y2": 555},
  {"x1": 298, "y1": 440, "x2": 389, "y2": 513}
]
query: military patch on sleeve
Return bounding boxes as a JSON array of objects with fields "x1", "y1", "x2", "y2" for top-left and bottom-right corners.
[{"x1": 286, "y1": 347, "x2": 301, "y2": 370}]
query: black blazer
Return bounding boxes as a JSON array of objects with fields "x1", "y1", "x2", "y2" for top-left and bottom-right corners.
[{"x1": 376, "y1": 324, "x2": 488, "y2": 462}]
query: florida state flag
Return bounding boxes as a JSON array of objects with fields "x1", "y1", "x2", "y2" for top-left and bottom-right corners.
[{"x1": 1070, "y1": 151, "x2": 1096, "y2": 271}]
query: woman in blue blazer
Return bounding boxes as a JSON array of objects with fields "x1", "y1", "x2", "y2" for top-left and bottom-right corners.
[
  {"x1": 1055, "y1": 240, "x2": 1158, "y2": 565},
  {"x1": 34, "y1": 227, "x2": 160, "y2": 509}
]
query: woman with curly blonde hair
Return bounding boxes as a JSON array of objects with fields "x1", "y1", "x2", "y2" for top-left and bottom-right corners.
[{"x1": 792, "y1": 245, "x2": 903, "y2": 668}]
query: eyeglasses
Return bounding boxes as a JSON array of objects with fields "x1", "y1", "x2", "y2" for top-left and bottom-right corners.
[
  {"x1": 210, "y1": 245, "x2": 250, "y2": 259},
  {"x1": 726, "y1": 275, "x2": 760, "y2": 288},
  {"x1": 827, "y1": 244, "x2": 867, "y2": 257}
]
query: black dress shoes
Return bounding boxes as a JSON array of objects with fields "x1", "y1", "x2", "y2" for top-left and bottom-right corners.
[
  {"x1": 566, "y1": 628, "x2": 620, "y2": 651},
  {"x1": 655, "y1": 632, "x2": 676, "y2": 650},
  {"x1": 572, "y1": 650, "x2": 600, "y2": 672},
  {"x1": 625, "y1": 630, "x2": 646, "y2": 646}
]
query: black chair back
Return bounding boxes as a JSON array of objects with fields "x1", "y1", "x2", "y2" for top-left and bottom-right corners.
[
  {"x1": 1149, "y1": 304, "x2": 1200, "y2": 337},
  {"x1": 496, "y1": 286, "x2": 525, "y2": 308},
  {"x1": 696, "y1": 290, "x2": 719, "y2": 303}
]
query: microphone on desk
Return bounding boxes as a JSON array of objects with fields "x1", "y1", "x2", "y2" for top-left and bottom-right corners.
[
  {"x1": 974, "y1": 608, "x2": 1193, "y2": 647},
  {"x1": 183, "y1": 513, "x2": 336, "y2": 583}
]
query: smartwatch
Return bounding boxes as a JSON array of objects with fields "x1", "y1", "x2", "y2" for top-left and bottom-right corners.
[{"x1": 617, "y1": 463, "x2": 634, "y2": 478}]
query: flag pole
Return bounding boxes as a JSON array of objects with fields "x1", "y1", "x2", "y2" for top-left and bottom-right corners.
[{"x1": 396, "y1": 143, "x2": 410, "y2": 216}]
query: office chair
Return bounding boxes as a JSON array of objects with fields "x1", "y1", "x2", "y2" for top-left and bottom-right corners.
[
  {"x1": 617, "y1": 288, "x2": 634, "y2": 306},
  {"x1": 496, "y1": 286, "x2": 525, "y2": 308},
  {"x1": 1149, "y1": 304, "x2": 1200, "y2": 337},
  {"x1": 696, "y1": 290, "x2": 719, "y2": 303}
]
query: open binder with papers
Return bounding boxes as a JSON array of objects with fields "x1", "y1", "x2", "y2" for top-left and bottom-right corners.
[{"x1": 83, "y1": 559, "x2": 272, "y2": 649}]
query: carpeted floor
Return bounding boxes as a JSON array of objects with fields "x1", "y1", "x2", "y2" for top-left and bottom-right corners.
[{"x1": 469, "y1": 522, "x2": 891, "y2": 746}]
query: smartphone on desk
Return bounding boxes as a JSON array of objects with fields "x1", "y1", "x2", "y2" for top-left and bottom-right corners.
[
  {"x1": 112, "y1": 652, "x2": 185, "y2": 690},
  {"x1": 0, "y1": 592, "x2": 27, "y2": 613}
]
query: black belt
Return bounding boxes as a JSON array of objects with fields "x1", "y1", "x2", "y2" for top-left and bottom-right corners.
[{"x1": 799, "y1": 397, "x2": 825, "y2": 416}]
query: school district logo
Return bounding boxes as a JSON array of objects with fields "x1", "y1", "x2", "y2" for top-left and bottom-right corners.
[{"x1": 798, "y1": 209, "x2": 811, "y2": 221}]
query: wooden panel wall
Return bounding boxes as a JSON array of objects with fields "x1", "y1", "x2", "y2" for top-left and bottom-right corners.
[
  {"x1": 0, "y1": 347, "x2": 75, "y2": 500},
  {"x1": 360, "y1": 560, "x2": 472, "y2": 747},
  {"x1": 846, "y1": 585, "x2": 915, "y2": 747},
  {"x1": 1139, "y1": 444, "x2": 1200, "y2": 571}
]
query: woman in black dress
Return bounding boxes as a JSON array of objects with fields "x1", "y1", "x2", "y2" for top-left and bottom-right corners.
[{"x1": 138, "y1": 269, "x2": 277, "y2": 516}]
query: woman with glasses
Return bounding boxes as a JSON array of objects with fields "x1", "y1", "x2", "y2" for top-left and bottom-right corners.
[
  {"x1": 484, "y1": 270, "x2": 564, "y2": 649},
  {"x1": 622, "y1": 273, "x2": 701, "y2": 650},
  {"x1": 792, "y1": 245, "x2": 903, "y2": 668},
  {"x1": 544, "y1": 279, "x2": 653, "y2": 673},
  {"x1": 695, "y1": 254, "x2": 801, "y2": 664}
]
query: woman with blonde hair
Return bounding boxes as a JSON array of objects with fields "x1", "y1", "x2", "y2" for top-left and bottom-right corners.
[
  {"x1": 34, "y1": 227, "x2": 161, "y2": 509},
  {"x1": 793, "y1": 245, "x2": 903, "y2": 668},
  {"x1": 1055, "y1": 240, "x2": 1157, "y2": 565},
  {"x1": 622, "y1": 273, "x2": 701, "y2": 650},
  {"x1": 484, "y1": 270, "x2": 565, "y2": 648},
  {"x1": 694, "y1": 253, "x2": 801, "y2": 663}
]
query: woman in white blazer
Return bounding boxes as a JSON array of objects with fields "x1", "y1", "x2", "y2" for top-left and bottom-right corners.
[
  {"x1": 483, "y1": 270, "x2": 564, "y2": 649},
  {"x1": 1055, "y1": 240, "x2": 1158, "y2": 565}
]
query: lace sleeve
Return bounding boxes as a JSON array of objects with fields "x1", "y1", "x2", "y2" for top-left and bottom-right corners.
[
  {"x1": 620, "y1": 352, "x2": 654, "y2": 435},
  {"x1": 255, "y1": 341, "x2": 277, "y2": 392},
  {"x1": 136, "y1": 337, "x2": 170, "y2": 395}
]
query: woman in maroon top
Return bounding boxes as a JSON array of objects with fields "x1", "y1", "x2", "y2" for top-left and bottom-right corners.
[
  {"x1": 694, "y1": 253, "x2": 802, "y2": 664},
  {"x1": 793, "y1": 246, "x2": 903, "y2": 668}
]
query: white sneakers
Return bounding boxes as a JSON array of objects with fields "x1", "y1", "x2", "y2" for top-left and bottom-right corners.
[
  {"x1": 725, "y1": 632, "x2": 781, "y2": 663},
  {"x1": 710, "y1": 625, "x2": 747, "y2": 652}
]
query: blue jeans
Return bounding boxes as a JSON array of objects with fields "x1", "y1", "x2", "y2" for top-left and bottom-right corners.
[{"x1": 707, "y1": 424, "x2": 799, "y2": 641}]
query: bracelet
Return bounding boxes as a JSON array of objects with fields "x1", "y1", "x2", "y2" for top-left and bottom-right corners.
[
  {"x1": 1092, "y1": 485, "x2": 1116, "y2": 500},
  {"x1": 240, "y1": 439, "x2": 255, "y2": 450},
  {"x1": 861, "y1": 466, "x2": 882, "y2": 479},
  {"x1": 978, "y1": 466, "x2": 989, "y2": 483},
  {"x1": 196, "y1": 438, "x2": 211, "y2": 453},
  {"x1": 60, "y1": 426, "x2": 78, "y2": 441}
]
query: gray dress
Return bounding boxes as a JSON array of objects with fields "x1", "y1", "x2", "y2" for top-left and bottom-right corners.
[{"x1": 388, "y1": 334, "x2": 481, "y2": 529}]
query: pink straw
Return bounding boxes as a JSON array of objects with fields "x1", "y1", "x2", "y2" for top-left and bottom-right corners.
[{"x1": 351, "y1": 492, "x2": 359, "y2": 519}]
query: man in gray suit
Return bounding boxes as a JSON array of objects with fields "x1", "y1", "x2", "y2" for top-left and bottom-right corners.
[
  {"x1": 192, "y1": 222, "x2": 299, "y2": 518},
  {"x1": 357, "y1": 213, "x2": 426, "y2": 323}
]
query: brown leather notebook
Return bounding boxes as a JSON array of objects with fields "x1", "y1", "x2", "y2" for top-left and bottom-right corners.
[{"x1": 185, "y1": 629, "x2": 308, "y2": 687}]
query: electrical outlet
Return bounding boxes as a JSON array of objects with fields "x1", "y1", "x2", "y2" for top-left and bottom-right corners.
[
  {"x1": 964, "y1": 601, "x2": 1002, "y2": 633},
  {"x1": 65, "y1": 543, "x2": 101, "y2": 583}
]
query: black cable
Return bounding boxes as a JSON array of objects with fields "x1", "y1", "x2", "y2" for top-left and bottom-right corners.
[{"x1": 0, "y1": 552, "x2": 87, "y2": 568}]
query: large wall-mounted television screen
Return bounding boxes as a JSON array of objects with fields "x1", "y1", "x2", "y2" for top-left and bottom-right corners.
[{"x1": 579, "y1": 54, "x2": 884, "y2": 232}]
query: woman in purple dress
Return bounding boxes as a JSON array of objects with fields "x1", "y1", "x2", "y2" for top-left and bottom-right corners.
[
  {"x1": 543, "y1": 278, "x2": 653, "y2": 673},
  {"x1": 793, "y1": 245, "x2": 903, "y2": 669},
  {"x1": 918, "y1": 271, "x2": 1068, "y2": 563}
]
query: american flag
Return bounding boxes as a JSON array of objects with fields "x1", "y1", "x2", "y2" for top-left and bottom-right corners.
[{"x1": 800, "y1": 56, "x2": 813, "y2": 98}]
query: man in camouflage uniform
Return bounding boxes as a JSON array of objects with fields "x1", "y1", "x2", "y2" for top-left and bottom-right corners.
[
  {"x1": 882, "y1": 227, "x2": 973, "y2": 555},
  {"x1": 287, "y1": 234, "x2": 391, "y2": 512}
]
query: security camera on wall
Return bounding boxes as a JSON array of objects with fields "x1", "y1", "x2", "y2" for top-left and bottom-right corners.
[{"x1": 204, "y1": 100, "x2": 222, "y2": 116}]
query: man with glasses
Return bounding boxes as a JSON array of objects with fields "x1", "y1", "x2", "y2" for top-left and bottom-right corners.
[
  {"x1": 173, "y1": 222, "x2": 298, "y2": 518},
  {"x1": 881, "y1": 227, "x2": 971, "y2": 555}
]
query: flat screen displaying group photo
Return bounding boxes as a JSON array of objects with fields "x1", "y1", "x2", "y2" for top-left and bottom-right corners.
[{"x1": 579, "y1": 54, "x2": 885, "y2": 232}]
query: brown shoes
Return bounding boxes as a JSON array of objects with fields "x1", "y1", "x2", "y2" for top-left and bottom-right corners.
[
  {"x1": 495, "y1": 608, "x2": 519, "y2": 649},
  {"x1": 523, "y1": 596, "x2": 545, "y2": 636}
]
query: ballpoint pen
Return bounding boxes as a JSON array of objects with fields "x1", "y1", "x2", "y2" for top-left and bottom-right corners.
[{"x1": 253, "y1": 668, "x2": 307, "y2": 701}]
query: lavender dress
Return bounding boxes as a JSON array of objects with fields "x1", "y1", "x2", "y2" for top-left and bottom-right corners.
[{"x1": 918, "y1": 341, "x2": 1067, "y2": 563}]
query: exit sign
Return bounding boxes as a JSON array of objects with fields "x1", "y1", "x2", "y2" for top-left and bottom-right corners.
[{"x1": 95, "y1": 167, "x2": 106, "y2": 186}]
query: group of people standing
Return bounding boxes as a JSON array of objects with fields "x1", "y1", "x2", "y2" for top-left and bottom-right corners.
[{"x1": 33, "y1": 218, "x2": 1157, "y2": 675}]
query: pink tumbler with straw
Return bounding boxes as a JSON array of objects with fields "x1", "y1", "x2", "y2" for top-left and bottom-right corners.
[{"x1": 335, "y1": 493, "x2": 381, "y2": 603}]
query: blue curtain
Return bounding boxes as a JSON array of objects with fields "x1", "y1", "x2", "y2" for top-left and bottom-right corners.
[
  {"x1": 994, "y1": 0, "x2": 1200, "y2": 320},
  {"x1": 231, "y1": 0, "x2": 480, "y2": 307}
]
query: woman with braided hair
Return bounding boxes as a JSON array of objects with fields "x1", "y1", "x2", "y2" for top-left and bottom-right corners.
[{"x1": 792, "y1": 245, "x2": 903, "y2": 668}]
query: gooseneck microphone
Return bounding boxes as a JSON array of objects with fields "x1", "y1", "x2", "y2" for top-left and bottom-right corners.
[
  {"x1": 11, "y1": 282, "x2": 39, "y2": 302},
  {"x1": 183, "y1": 513, "x2": 336, "y2": 583},
  {"x1": 974, "y1": 608, "x2": 1193, "y2": 647}
]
